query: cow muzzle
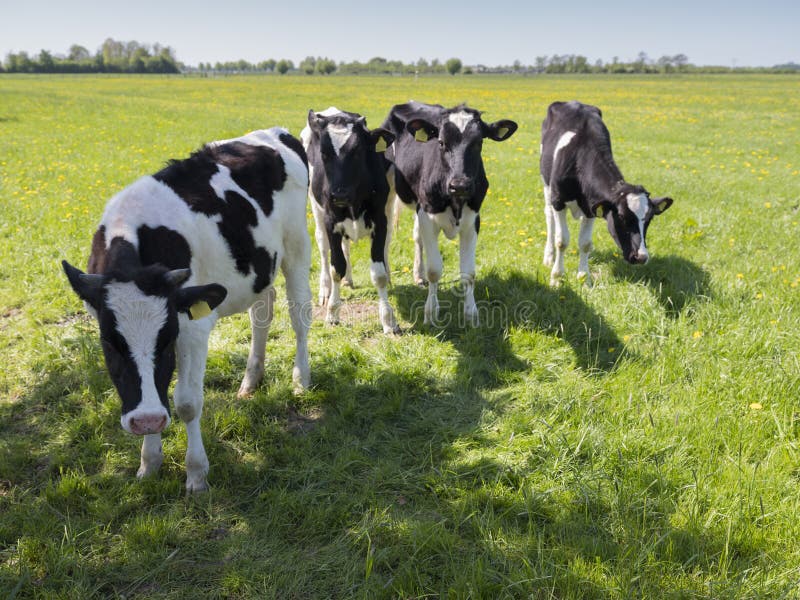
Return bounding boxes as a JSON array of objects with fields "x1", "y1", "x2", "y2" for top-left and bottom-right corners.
[
  {"x1": 126, "y1": 413, "x2": 169, "y2": 435},
  {"x1": 447, "y1": 178, "x2": 474, "y2": 200},
  {"x1": 628, "y1": 248, "x2": 650, "y2": 265}
]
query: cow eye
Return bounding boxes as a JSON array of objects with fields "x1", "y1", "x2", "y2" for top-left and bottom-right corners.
[{"x1": 438, "y1": 139, "x2": 446, "y2": 150}]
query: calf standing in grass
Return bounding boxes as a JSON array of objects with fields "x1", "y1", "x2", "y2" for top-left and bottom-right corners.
[
  {"x1": 540, "y1": 100, "x2": 673, "y2": 286},
  {"x1": 62, "y1": 128, "x2": 312, "y2": 492},
  {"x1": 382, "y1": 101, "x2": 517, "y2": 325},
  {"x1": 301, "y1": 107, "x2": 399, "y2": 333}
]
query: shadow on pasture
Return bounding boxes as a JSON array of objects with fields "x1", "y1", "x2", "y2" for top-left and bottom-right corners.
[
  {"x1": 393, "y1": 268, "x2": 626, "y2": 379},
  {"x1": 595, "y1": 251, "x2": 712, "y2": 317},
  {"x1": 401, "y1": 453, "x2": 768, "y2": 596}
]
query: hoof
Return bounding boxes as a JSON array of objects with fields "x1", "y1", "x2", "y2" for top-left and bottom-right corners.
[{"x1": 186, "y1": 479, "x2": 209, "y2": 494}]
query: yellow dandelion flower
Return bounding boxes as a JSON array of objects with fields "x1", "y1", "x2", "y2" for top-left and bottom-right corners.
[
  {"x1": 764, "y1": 202, "x2": 772, "y2": 208},
  {"x1": 736, "y1": 273, "x2": 744, "y2": 279},
  {"x1": 749, "y1": 402, "x2": 763, "y2": 410},
  {"x1": 692, "y1": 330, "x2": 703, "y2": 339}
]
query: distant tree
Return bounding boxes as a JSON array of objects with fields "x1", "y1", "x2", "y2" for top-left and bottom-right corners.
[
  {"x1": 445, "y1": 57, "x2": 462, "y2": 75},
  {"x1": 673, "y1": 54, "x2": 689, "y2": 72},
  {"x1": 300, "y1": 56, "x2": 316, "y2": 75},
  {"x1": 68, "y1": 44, "x2": 90, "y2": 62},
  {"x1": 258, "y1": 59, "x2": 276, "y2": 72},
  {"x1": 38, "y1": 50, "x2": 55, "y2": 72},
  {"x1": 316, "y1": 57, "x2": 336, "y2": 75},
  {"x1": 276, "y1": 59, "x2": 292, "y2": 74}
]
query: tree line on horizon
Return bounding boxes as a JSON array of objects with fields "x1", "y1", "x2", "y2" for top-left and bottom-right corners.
[{"x1": 3, "y1": 39, "x2": 799, "y2": 75}]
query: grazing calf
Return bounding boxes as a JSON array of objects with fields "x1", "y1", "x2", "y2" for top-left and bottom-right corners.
[
  {"x1": 540, "y1": 100, "x2": 673, "y2": 286},
  {"x1": 382, "y1": 101, "x2": 517, "y2": 325},
  {"x1": 300, "y1": 107, "x2": 399, "y2": 333},
  {"x1": 62, "y1": 128, "x2": 312, "y2": 492}
]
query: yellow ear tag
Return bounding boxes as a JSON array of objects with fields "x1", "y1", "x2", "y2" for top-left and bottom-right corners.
[
  {"x1": 414, "y1": 128, "x2": 429, "y2": 142},
  {"x1": 375, "y1": 137, "x2": 387, "y2": 152},
  {"x1": 189, "y1": 300, "x2": 212, "y2": 320},
  {"x1": 498, "y1": 127, "x2": 509, "y2": 138}
]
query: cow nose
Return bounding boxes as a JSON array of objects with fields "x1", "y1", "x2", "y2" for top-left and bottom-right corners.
[
  {"x1": 448, "y1": 179, "x2": 473, "y2": 197},
  {"x1": 631, "y1": 250, "x2": 650, "y2": 265},
  {"x1": 129, "y1": 414, "x2": 168, "y2": 435}
]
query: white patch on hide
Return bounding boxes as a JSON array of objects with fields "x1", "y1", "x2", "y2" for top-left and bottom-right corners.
[{"x1": 448, "y1": 111, "x2": 474, "y2": 133}]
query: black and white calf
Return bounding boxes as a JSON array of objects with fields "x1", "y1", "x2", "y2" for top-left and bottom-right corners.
[
  {"x1": 62, "y1": 128, "x2": 312, "y2": 492},
  {"x1": 300, "y1": 107, "x2": 399, "y2": 333},
  {"x1": 382, "y1": 102, "x2": 517, "y2": 325},
  {"x1": 540, "y1": 100, "x2": 673, "y2": 286}
]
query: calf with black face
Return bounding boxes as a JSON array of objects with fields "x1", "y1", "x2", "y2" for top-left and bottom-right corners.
[
  {"x1": 540, "y1": 100, "x2": 673, "y2": 286},
  {"x1": 63, "y1": 128, "x2": 312, "y2": 492},
  {"x1": 301, "y1": 107, "x2": 399, "y2": 333},
  {"x1": 382, "y1": 101, "x2": 517, "y2": 325}
]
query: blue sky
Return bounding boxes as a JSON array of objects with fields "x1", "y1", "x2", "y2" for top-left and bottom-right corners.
[{"x1": 2, "y1": 0, "x2": 798, "y2": 67}]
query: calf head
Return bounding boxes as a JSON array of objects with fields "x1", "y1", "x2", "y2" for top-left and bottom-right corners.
[
  {"x1": 308, "y1": 109, "x2": 394, "y2": 213},
  {"x1": 62, "y1": 261, "x2": 226, "y2": 435},
  {"x1": 594, "y1": 184, "x2": 673, "y2": 264},
  {"x1": 407, "y1": 105, "x2": 517, "y2": 217}
]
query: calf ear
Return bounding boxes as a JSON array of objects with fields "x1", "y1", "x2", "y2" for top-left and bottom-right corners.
[
  {"x1": 370, "y1": 128, "x2": 395, "y2": 153},
  {"x1": 592, "y1": 201, "x2": 615, "y2": 218},
  {"x1": 651, "y1": 196, "x2": 673, "y2": 214},
  {"x1": 485, "y1": 119, "x2": 518, "y2": 142},
  {"x1": 406, "y1": 119, "x2": 438, "y2": 143},
  {"x1": 174, "y1": 284, "x2": 227, "y2": 320},
  {"x1": 308, "y1": 110, "x2": 325, "y2": 133},
  {"x1": 62, "y1": 260, "x2": 104, "y2": 310}
]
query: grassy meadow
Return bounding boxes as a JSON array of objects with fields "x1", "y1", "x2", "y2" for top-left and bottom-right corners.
[{"x1": 1, "y1": 73, "x2": 799, "y2": 598}]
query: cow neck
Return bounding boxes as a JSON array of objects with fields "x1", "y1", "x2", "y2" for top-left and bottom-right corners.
[{"x1": 584, "y1": 154, "x2": 626, "y2": 206}]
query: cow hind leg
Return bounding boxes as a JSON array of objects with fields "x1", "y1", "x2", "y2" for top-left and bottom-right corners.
[
  {"x1": 312, "y1": 206, "x2": 332, "y2": 306},
  {"x1": 371, "y1": 261, "x2": 399, "y2": 334},
  {"x1": 550, "y1": 208, "x2": 570, "y2": 287},
  {"x1": 282, "y1": 240, "x2": 312, "y2": 393},
  {"x1": 341, "y1": 239, "x2": 354, "y2": 288},
  {"x1": 577, "y1": 216, "x2": 595, "y2": 285},
  {"x1": 417, "y1": 212, "x2": 443, "y2": 325},
  {"x1": 238, "y1": 286, "x2": 275, "y2": 397},
  {"x1": 543, "y1": 186, "x2": 555, "y2": 268},
  {"x1": 370, "y1": 218, "x2": 400, "y2": 334},
  {"x1": 174, "y1": 317, "x2": 216, "y2": 493}
]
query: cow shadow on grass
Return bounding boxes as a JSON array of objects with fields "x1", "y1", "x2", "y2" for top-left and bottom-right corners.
[
  {"x1": 392, "y1": 268, "x2": 626, "y2": 382},
  {"x1": 595, "y1": 251, "x2": 712, "y2": 317}
]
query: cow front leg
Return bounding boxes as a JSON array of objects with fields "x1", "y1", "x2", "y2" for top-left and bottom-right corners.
[
  {"x1": 417, "y1": 211, "x2": 443, "y2": 325},
  {"x1": 543, "y1": 186, "x2": 555, "y2": 267},
  {"x1": 238, "y1": 286, "x2": 275, "y2": 397},
  {"x1": 370, "y1": 217, "x2": 400, "y2": 334},
  {"x1": 412, "y1": 211, "x2": 427, "y2": 286},
  {"x1": 341, "y1": 238, "x2": 354, "y2": 288},
  {"x1": 326, "y1": 230, "x2": 346, "y2": 325},
  {"x1": 577, "y1": 215, "x2": 595, "y2": 285},
  {"x1": 550, "y1": 208, "x2": 570, "y2": 287},
  {"x1": 137, "y1": 433, "x2": 163, "y2": 479},
  {"x1": 282, "y1": 229, "x2": 312, "y2": 392},
  {"x1": 174, "y1": 317, "x2": 215, "y2": 493},
  {"x1": 459, "y1": 209, "x2": 480, "y2": 326}
]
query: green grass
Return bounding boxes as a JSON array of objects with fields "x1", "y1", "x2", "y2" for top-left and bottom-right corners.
[{"x1": 1, "y1": 73, "x2": 799, "y2": 598}]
